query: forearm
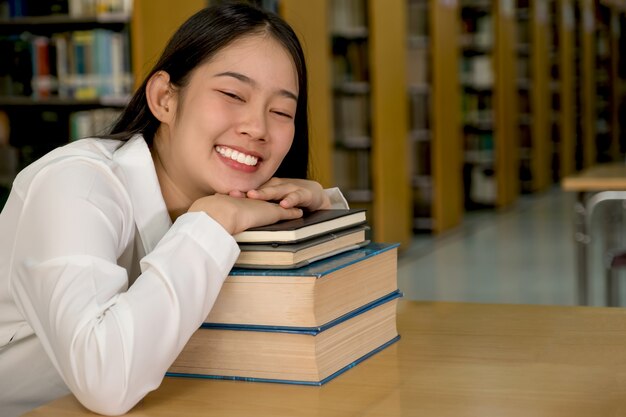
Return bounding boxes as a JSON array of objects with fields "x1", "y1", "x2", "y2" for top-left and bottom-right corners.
[{"x1": 12, "y1": 212, "x2": 239, "y2": 415}]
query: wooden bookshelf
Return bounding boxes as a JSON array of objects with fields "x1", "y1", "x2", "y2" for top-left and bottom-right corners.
[
  {"x1": 460, "y1": 0, "x2": 519, "y2": 209},
  {"x1": 527, "y1": 1, "x2": 551, "y2": 192},
  {"x1": 279, "y1": 1, "x2": 334, "y2": 188},
  {"x1": 594, "y1": 0, "x2": 613, "y2": 162},
  {"x1": 131, "y1": 0, "x2": 206, "y2": 87},
  {"x1": 406, "y1": 0, "x2": 462, "y2": 233},
  {"x1": 0, "y1": 0, "x2": 204, "y2": 166},
  {"x1": 601, "y1": 2, "x2": 625, "y2": 161},
  {"x1": 291, "y1": 0, "x2": 411, "y2": 246},
  {"x1": 406, "y1": 0, "x2": 432, "y2": 232},
  {"x1": 607, "y1": 6, "x2": 622, "y2": 160},
  {"x1": 617, "y1": 10, "x2": 626, "y2": 158},
  {"x1": 516, "y1": 1, "x2": 532, "y2": 193},
  {"x1": 430, "y1": 0, "x2": 463, "y2": 233},
  {"x1": 368, "y1": 0, "x2": 411, "y2": 245},
  {"x1": 580, "y1": 0, "x2": 597, "y2": 168},
  {"x1": 493, "y1": 0, "x2": 519, "y2": 206},
  {"x1": 546, "y1": 0, "x2": 557, "y2": 182},
  {"x1": 288, "y1": 0, "x2": 460, "y2": 240},
  {"x1": 556, "y1": 0, "x2": 576, "y2": 178}
]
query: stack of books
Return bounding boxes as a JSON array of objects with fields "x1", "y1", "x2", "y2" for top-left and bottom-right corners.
[
  {"x1": 168, "y1": 209, "x2": 401, "y2": 385},
  {"x1": 233, "y1": 208, "x2": 370, "y2": 269}
]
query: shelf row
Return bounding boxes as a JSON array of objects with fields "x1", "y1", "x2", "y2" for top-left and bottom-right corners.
[{"x1": 1, "y1": 0, "x2": 626, "y2": 247}]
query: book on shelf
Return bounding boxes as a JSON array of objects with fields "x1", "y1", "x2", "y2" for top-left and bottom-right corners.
[
  {"x1": 235, "y1": 225, "x2": 370, "y2": 269},
  {"x1": 167, "y1": 290, "x2": 401, "y2": 385},
  {"x1": 168, "y1": 242, "x2": 401, "y2": 385},
  {"x1": 31, "y1": 36, "x2": 53, "y2": 99},
  {"x1": 69, "y1": 29, "x2": 132, "y2": 100},
  {"x1": 333, "y1": 149, "x2": 372, "y2": 194},
  {"x1": 2, "y1": 0, "x2": 129, "y2": 18},
  {"x1": 0, "y1": 110, "x2": 18, "y2": 188},
  {"x1": 0, "y1": 35, "x2": 32, "y2": 96},
  {"x1": 233, "y1": 208, "x2": 367, "y2": 244},
  {"x1": 68, "y1": 0, "x2": 132, "y2": 17},
  {"x1": 333, "y1": 94, "x2": 370, "y2": 142},
  {"x1": 69, "y1": 107, "x2": 122, "y2": 140},
  {"x1": 330, "y1": 0, "x2": 367, "y2": 33}
]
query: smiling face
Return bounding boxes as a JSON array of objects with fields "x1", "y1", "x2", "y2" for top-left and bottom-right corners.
[{"x1": 151, "y1": 33, "x2": 299, "y2": 203}]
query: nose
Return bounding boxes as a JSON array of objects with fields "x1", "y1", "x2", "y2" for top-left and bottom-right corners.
[{"x1": 237, "y1": 105, "x2": 268, "y2": 141}]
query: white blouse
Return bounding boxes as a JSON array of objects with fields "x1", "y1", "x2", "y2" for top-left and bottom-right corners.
[{"x1": 0, "y1": 135, "x2": 348, "y2": 416}]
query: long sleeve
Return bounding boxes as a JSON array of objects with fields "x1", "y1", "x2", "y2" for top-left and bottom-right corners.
[{"x1": 8, "y1": 159, "x2": 239, "y2": 415}]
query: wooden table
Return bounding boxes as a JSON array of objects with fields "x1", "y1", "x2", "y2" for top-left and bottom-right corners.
[
  {"x1": 562, "y1": 162, "x2": 626, "y2": 305},
  {"x1": 24, "y1": 300, "x2": 626, "y2": 416}
]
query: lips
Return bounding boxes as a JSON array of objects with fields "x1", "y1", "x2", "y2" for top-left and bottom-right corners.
[{"x1": 215, "y1": 145, "x2": 259, "y2": 166}]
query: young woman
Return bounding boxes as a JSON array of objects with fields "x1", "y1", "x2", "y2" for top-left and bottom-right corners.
[{"x1": 0, "y1": 3, "x2": 347, "y2": 416}]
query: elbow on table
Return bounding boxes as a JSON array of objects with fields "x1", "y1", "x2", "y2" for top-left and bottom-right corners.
[
  {"x1": 64, "y1": 355, "x2": 161, "y2": 415},
  {"x1": 72, "y1": 385, "x2": 154, "y2": 416}
]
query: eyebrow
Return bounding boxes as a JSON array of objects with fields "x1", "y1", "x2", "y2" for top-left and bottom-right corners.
[{"x1": 215, "y1": 71, "x2": 298, "y2": 102}]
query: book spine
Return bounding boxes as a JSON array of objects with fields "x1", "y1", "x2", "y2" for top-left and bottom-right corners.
[
  {"x1": 31, "y1": 36, "x2": 53, "y2": 99},
  {"x1": 7, "y1": 0, "x2": 25, "y2": 17}
]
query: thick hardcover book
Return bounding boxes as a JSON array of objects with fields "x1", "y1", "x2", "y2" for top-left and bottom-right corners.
[
  {"x1": 235, "y1": 225, "x2": 370, "y2": 269},
  {"x1": 233, "y1": 208, "x2": 367, "y2": 244},
  {"x1": 206, "y1": 242, "x2": 400, "y2": 328},
  {"x1": 167, "y1": 291, "x2": 401, "y2": 385}
]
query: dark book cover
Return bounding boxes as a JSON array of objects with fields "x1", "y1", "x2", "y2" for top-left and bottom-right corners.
[
  {"x1": 233, "y1": 208, "x2": 367, "y2": 243},
  {"x1": 235, "y1": 225, "x2": 370, "y2": 269}
]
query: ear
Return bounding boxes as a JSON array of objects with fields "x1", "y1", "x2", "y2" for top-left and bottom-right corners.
[{"x1": 146, "y1": 71, "x2": 176, "y2": 124}]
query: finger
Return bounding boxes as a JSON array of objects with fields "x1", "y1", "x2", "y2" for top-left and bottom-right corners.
[
  {"x1": 244, "y1": 188, "x2": 265, "y2": 200},
  {"x1": 264, "y1": 203, "x2": 303, "y2": 223},
  {"x1": 280, "y1": 206, "x2": 303, "y2": 219},
  {"x1": 263, "y1": 177, "x2": 285, "y2": 187},
  {"x1": 279, "y1": 189, "x2": 312, "y2": 209},
  {"x1": 247, "y1": 184, "x2": 297, "y2": 201},
  {"x1": 254, "y1": 177, "x2": 287, "y2": 192},
  {"x1": 229, "y1": 190, "x2": 246, "y2": 198}
]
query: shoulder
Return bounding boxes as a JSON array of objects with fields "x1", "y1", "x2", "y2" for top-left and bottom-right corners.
[
  {"x1": 10, "y1": 138, "x2": 139, "y2": 235},
  {"x1": 13, "y1": 136, "x2": 146, "y2": 200},
  {"x1": 11, "y1": 139, "x2": 145, "y2": 251},
  {"x1": 15, "y1": 138, "x2": 121, "y2": 180}
]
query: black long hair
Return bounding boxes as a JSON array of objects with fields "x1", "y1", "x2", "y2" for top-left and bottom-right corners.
[{"x1": 108, "y1": 2, "x2": 309, "y2": 179}]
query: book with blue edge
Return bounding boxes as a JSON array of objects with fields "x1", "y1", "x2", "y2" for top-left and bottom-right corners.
[
  {"x1": 167, "y1": 242, "x2": 401, "y2": 385},
  {"x1": 167, "y1": 291, "x2": 401, "y2": 385},
  {"x1": 207, "y1": 242, "x2": 399, "y2": 328}
]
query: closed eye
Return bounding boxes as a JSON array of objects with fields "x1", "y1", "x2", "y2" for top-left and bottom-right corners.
[
  {"x1": 219, "y1": 90, "x2": 245, "y2": 102},
  {"x1": 272, "y1": 110, "x2": 294, "y2": 119}
]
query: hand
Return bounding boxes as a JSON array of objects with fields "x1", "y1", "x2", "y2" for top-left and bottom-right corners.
[
  {"x1": 244, "y1": 178, "x2": 332, "y2": 211},
  {"x1": 188, "y1": 194, "x2": 303, "y2": 235}
]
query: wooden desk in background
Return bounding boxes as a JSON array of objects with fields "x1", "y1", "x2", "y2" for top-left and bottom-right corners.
[
  {"x1": 562, "y1": 162, "x2": 626, "y2": 305},
  {"x1": 24, "y1": 300, "x2": 626, "y2": 416}
]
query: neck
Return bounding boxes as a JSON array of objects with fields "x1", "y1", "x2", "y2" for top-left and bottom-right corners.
[{"x1": 151, "y1": 142, "x2": 193, "y2": 221}]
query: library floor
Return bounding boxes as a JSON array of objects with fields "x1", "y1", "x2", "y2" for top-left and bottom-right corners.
[{"x1": 397, "y1": 187, "x2": 626, "y2": 307}]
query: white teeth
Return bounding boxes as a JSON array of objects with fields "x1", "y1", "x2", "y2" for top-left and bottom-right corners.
[{"x1": 216, "y1": 145, "x2": 258, "y2": 166}]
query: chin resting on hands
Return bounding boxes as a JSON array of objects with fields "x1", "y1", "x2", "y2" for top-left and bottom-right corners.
[{"x1": 245, "y1": 178, "x2": 332, "y2": 211}]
